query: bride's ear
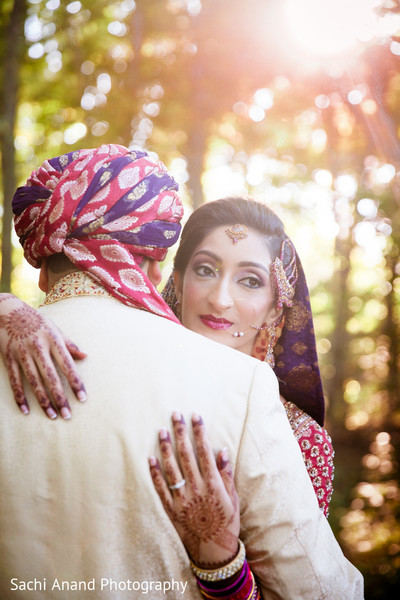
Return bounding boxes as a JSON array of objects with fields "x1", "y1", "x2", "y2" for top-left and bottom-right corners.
[
  {"x1": 39, "y1": 259, "x2": 49, "y2": 293},
  {"x1": 266, "y1": 305, "x2": 283, "y2": 325},
  {"x1": 173, "y1": 270, "x2": 183, "y2": 303}
]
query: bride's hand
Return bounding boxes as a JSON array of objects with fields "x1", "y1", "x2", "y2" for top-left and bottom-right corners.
[
  {"x1": 0, "y1": 293, "x2": 87, "y2": 419},
  {"x1": 149, "y1": 412, "x2": 240, "y2": 569}
]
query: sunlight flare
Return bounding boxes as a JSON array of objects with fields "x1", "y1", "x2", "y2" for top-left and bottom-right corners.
[{"x1": 283, "y1": 0, "x2": 389, "y2": 58}]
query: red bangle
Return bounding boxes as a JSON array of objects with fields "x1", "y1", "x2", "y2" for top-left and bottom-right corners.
[
  {"x1": 196, "y1": 562, "x2": 258, "y2": 599},
  {"x1": 196, "y1": 562, "x2": 248, "y2": 596}
]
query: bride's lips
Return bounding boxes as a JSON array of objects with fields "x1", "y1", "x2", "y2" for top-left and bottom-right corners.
[{"x1": 200, "y1": 314, "x2": 233, "y2": 331}]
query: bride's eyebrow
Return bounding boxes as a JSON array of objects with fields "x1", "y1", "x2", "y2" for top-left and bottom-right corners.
[
  {"x1": 238, "y1": 261, "x2": 270, "y2": 275},
  {"x1": 192, "y1": 250, "x2": 221, "y2": 261},
  {"x1": 192, "y1": 251, "x2": 270, "y2": 275}
]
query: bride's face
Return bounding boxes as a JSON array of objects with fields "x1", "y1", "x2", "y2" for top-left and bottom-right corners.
[{"x1": 175, "y1": 225, "x2": 282, "y2": 355}]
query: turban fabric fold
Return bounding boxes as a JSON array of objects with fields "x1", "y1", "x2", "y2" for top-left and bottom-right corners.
[{"x1": 13, "y1": 144, "x2": 183, "y2": 323}]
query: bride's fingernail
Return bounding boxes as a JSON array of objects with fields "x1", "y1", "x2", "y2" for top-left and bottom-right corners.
[
  {"x1": 218, "y1": 448, "x2": 229, "y2": 469},
  {"x1": 172, "y1": 411, "x2": 184, "y2": 423},
  {"x1": 61, "y1": 407, "x2": 71, "y2": 420},
  {"x1": 46, "y1": 407, "x2": 57, "y2": 420},
  {"x1": 148, "y1": 456, "x2": 157, "y2": 467},
  {"x1": 77, "y1": 390, "x2": 86, "y2": 402},
  {"x1": 159, "y1": 428, "x2": 170, "y2": 441},
  {"x1": 192, "y1": 413, "x2": 203, "y2": 425}
]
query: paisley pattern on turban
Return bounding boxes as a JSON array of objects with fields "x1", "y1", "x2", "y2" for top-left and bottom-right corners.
[{"x1": 12, "y1": 144, "x2": 183, "y2": 323}]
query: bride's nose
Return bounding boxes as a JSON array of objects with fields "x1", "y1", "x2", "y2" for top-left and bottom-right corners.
[{"x1": 208, "y1": 279, "x2": 234, "y2": 311}]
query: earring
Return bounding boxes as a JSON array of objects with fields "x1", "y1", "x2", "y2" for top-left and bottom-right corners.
[
  {"x1": 264, "y1": 322, "x2": 278, "y2": 368},
  {"x1": 251, "y1": 322, "x2": 277, "y2": 367}
]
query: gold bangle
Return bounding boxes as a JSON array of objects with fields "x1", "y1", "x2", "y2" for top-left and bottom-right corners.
[{"x1": 190, "y1": 539, "x2": 246, "y2": 582}]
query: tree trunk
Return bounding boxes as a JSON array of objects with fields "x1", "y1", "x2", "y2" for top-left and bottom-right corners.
[
  {"x1": 326, "y1": 230, "x2": 353, "y2": 424},
  {"x1": 185, "y1": 120, "x2": 207, "y2": 210},
  {"x1": 0, "y1": 0, "x2": 27, "y2": 292},
  {"x1": 321, "y1": 109, "x2": 354, "y2": 424},
  {"x1": 383, "y1": 247, "x2": 400, "y2": 414}
]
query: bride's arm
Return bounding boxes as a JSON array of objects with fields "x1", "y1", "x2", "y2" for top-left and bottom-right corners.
[
  {"x1": 149, "y1": 413, "x2": 260, "y2": 599},
  {"x1": 0, "y1": 293, "x2": 87, "y2": 419}
]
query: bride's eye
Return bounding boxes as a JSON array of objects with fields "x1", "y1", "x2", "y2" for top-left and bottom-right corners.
[
  {"x1": 240, "y1": 276, "x2": 263, "y2": 289},
  {"x1": 195, "y1": 264, "x2": 215, "y2": 277}
]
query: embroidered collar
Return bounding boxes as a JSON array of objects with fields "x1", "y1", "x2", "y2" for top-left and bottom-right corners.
[{"x1": 41, "y1": 271, "x2": 113, "y2": 306}]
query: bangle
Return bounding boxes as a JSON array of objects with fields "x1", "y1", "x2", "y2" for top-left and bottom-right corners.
[
  {"x1": 190, "y1": 540, "x2": 246, "y2": 581},
  {"x1": 196, "y1": 562, "x2": 248, "y2": 595},
  {"x1": 197, "y1": 563, "x2": 259, "y2": 600}
]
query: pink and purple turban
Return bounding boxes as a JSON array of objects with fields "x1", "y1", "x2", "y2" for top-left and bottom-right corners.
[{"x1": 12, "y1": 144, "x2": 183, "y2": 323}]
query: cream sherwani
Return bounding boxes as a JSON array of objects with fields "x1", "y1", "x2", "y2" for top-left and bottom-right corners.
[{"x1": 0, "y1": 276, "x2": 363, "y2": 599}]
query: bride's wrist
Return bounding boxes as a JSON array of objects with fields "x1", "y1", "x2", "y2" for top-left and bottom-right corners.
[{"x1": 190, "y1": 539, "x2": 245, "y2": 581}]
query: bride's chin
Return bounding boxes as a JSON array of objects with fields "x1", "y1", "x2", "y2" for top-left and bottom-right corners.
[{"x1": 202, "y1": 329, "x2": 233, "y2": 346}]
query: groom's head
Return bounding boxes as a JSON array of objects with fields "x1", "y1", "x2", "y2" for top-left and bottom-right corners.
[{"x1": 12, "y1": 144, "x2": 183, "y2": 321}]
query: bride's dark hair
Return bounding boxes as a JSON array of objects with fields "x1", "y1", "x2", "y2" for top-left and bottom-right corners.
[{"x1": 174, "y1": 196, "x2": 288, "y2": 275}]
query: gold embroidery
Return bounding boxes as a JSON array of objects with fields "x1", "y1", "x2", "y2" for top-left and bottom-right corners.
[
  {"x1": 127, "y1": 181, "x2": 147, "y2": 201},
  {"x1": 284, "y1": 401, "x2": 314, "y2": 440},
  {"x1": 82, "y1": 216, "x2": 105, "y2": 234},
  {"x1": 99, "y1": 170, "x2": 112, "y2": 185},
  {"x1": 41, "y1": 271, "x2": 112, "y2": 306},
  {"x1": 92, "y1": 233, "x2": 112, "y2": 240},
  {"x1": 286, "y1": 364, "x2": 320, "y2": 392},
  {"x1": 285, "y1": 300, "x2": 310, "y2": 332},
  {"x1": 291, "y1": 341, "x2": 307, "y2": 355}
]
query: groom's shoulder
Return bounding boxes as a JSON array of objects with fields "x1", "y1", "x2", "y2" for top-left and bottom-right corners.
[{"x1": 41, "y1": 294, "x2": 272, "y2": 377}]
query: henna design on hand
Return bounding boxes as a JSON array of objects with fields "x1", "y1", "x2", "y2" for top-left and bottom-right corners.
[
  {"x1": 150, "y1": 414, "x2": 240, "y2": 569},
  {"x1": 180, "y1": 495, "x2": 226, "y2": 542},
  {"x1": 4, "y1": 307, "x2": 43, "y2": 340},
  {"x1": 149, "y1": 457, "x2": 180, "y2": 524},
  {"x1": 0, "y1": 299, "x2": 84, "y2": 418},
  {"x1": 50, "y1": 334, "x2": 87, "y2": 400},
  {"x1": 3, "y1": 354, "x2": 29, "y2": 414},
  {"x1": 176, "y1": 484, "x2": 238, "y2": 567},
  {"x1": 172, "y1": 413, "x2": 199, "y2": 492}
]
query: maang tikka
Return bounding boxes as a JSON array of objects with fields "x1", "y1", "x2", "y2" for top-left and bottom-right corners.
[{"x1": 225, "y1": 224, "x2": 248, "y2": 245}]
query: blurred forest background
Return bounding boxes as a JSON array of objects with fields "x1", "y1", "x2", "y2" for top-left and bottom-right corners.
[{"x1": 1, "y1": 0, "x2": 399, "y2": 597}]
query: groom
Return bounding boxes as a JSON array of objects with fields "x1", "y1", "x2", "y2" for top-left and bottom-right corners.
[{"x1": 0, "y1": 145, "x2": 363, "y2": 599}]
